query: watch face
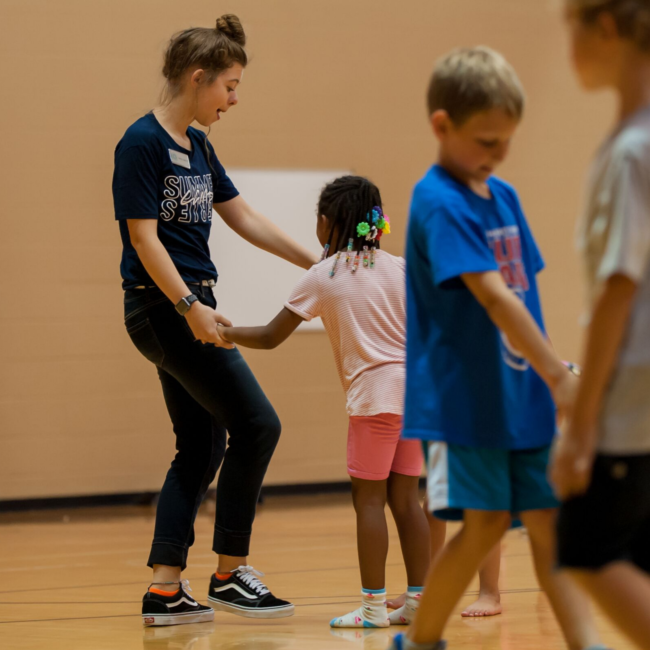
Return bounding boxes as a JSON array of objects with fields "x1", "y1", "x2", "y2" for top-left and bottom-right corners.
[{"x1": 176, "y1": 295, "x2": 196, "y2": 315}]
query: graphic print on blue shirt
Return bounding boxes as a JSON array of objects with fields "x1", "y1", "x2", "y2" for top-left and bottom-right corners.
[
  {"x1": 112, "y1": 113, "x2": 239, "y2": 289},
  {"x1": 403, "y1": 165, "x2": 555, "y2": 450},
  {"x1": 486, "y1": 225, "x2": 531, "y2": 371}
]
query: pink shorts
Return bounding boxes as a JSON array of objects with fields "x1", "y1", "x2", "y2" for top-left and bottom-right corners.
[{"x1": 347, "y1": 413, "x2": 424, "y2": 481}]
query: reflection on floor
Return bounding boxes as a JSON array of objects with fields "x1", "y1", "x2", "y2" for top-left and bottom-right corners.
[{"x1": 0, "y1": 494, "x2": 630, "y2": 649}]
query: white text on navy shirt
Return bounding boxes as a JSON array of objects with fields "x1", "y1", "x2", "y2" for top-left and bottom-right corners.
[{"x1": 161, "y1": 174, "x2": 214, "y2": 223}]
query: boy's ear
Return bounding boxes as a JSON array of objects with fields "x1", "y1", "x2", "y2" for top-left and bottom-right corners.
[{"x1": 431, "y1": 110, "x2": 451, "y2": 139}]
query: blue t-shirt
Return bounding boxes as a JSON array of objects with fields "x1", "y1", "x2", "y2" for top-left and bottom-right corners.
[
  {"x1": 403, "y1": 165, "x2": 556, "y2": 450},
  {"x1": 112, "y1": 113, "x2": 239, "y2": 289}
]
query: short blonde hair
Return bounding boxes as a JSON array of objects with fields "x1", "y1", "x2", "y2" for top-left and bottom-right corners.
[
  {"x1": 569, "y1": 0, "x2": 650, "y2": 51},
  {"x1": 427, "y1": 47, "x2": 525, "y2": 124}
]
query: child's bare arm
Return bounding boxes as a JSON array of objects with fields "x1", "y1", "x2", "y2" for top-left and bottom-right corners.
[
  {"x1": 218, "y1": 308, "x2": 305, "y2": 350},
  {"x1": 551, "y1": 274, "x2": 638, "y2": 498},
  {"x1": 462, "y1": 271, "x2": 568, "y2": 390}
]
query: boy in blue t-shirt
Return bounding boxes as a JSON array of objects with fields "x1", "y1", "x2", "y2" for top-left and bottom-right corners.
[{"x1": 389, "y1": 48, "x2": 608, "y2": 650}]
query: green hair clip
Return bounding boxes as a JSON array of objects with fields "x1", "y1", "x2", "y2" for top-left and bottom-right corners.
[{"x1": 357, "y1": 222, "x2": 370, "y2": 237}]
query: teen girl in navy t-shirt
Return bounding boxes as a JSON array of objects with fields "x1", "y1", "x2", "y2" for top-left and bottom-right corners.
[{"x1": 112, "y1": 16, "x2": 317, "y2": 626}]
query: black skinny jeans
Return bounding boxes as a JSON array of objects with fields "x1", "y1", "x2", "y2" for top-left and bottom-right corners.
[{"x1": 124, "y1": 284, "x2": 281, "y2": 570}]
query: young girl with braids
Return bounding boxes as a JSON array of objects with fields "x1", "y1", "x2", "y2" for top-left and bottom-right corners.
[{"x1": 219, "y1": 175, "x2": 431, "y2": 628}]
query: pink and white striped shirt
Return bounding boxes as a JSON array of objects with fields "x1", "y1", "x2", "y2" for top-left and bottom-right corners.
[{"x1": 285, "y1": 250, "x2": 406, "y2": 416}]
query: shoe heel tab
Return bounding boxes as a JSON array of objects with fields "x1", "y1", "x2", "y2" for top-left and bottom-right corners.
[{"x1": 141, "y1": 597, "x2": 170, "y2": 615}]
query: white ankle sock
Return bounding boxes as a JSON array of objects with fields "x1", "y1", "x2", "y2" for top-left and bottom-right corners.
[
  {"x1": 330, "y1": 588, "x2": 389, "y2": 628},
  {"x1": 388, "y1": 586, "x2": 423, "y2": 625}
]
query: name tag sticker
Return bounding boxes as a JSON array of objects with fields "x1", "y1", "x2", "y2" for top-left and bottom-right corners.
[{"x1": 169, "y1": 149, "x2": 191, "y2": 169}]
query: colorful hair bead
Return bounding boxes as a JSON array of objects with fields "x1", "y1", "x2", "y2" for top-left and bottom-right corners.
[
  {"x1": 329, "y1": 250, "x2": 342, "y2": 278},
  {"x1": 370, "y1": 246, "x2": 376, "y2": 268},
  {"x1": 346, "y1": 238, "x2": 354, "y2": 263},
  {"x1": 362, "y1": 245, "x2": 369, "y2": 268},
  {"x1": 320, "y1": 243, "x2": 330, "y2": 261},
  {"x1": 352, "y1": 250, "x2": 361, "y2": 273}
]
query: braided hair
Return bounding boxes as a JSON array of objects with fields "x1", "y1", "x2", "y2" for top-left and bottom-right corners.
[{"x1": 317, "y1": 176, "x2": 383, "y2": 256}]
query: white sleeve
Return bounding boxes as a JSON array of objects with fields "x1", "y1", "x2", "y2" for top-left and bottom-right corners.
[
  {"x1": 598, "y1": 154, "x2": 650, "y2": 283},
  {"x1": 284, "y1": 267, "x2": 321, "y2": 321}
]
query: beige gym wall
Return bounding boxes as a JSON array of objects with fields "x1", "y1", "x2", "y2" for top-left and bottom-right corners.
[{"x1": 0, "y1": 0, "x2": 615, "y2": 500}]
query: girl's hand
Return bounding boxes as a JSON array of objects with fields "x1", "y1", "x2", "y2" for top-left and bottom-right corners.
[
  {"x1": 185, "y1": 302, "x2": 234, "y2": 349},
  {"x1": 550, "y1": 423, "x2": 596, "y2": 500}
]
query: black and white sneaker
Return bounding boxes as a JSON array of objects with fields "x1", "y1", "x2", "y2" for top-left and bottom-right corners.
[
  {"x1": 207, "y1": 565, "x2": 294, "y2": 619},
  {"x1": 142, "y1": 579, "x2": 214, "y2": 627}
]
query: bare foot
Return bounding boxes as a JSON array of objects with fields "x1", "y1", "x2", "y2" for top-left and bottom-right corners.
[
  {"x1": 461, "y1": 593, "x2": 502, "y2": 617},
  {"x1": 386, "y1": 593, "x2": 406, "y2": 610}
]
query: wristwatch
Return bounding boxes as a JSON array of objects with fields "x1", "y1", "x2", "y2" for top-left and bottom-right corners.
[
  {"x1": 564, "y1": 361, "x2": 582, "y2": 377},
  {"x1": 175, "y1": 294, "x2": 199, "y2": 316}
]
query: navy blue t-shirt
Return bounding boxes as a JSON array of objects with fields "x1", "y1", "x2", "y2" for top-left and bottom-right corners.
[
  {"x1": 112, "y1": 113, "x2": 239, "y2": 289},
  {"x1": 403, "y1": 165, "x2": 556, "y2": 450}
]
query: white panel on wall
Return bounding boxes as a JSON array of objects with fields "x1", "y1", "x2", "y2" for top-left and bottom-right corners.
[{"x1": 209, "y1": 169, "x2": 349, "y2": 330}]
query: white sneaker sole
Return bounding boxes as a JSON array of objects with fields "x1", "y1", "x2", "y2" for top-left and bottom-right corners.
[
  {"x1": 142, "y1": 609, "x2": 214, "y2": 627},
  {"x1": 207, "y1": 597, "x2": 295, "y2": 619}
]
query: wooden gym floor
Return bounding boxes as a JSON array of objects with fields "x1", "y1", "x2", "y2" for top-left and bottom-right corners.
[{"x1": 0, "y1": 493, "x2": 631, "y2": 650}]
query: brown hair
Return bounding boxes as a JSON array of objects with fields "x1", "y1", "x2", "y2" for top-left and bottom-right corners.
[
  {"x1": 569, "y1": 0, "x2": 650, "y2": 50},
  {"x1": 426, "y1": 47, "x2": 525, "y2": 124},
  {"x1": 162, "y1": 14, "x2": 247, "y2": 97}
]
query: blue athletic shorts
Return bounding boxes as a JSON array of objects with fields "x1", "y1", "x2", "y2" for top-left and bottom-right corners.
[{"x1": 425, "y1": 442, "x2": 559, "y2": 521}]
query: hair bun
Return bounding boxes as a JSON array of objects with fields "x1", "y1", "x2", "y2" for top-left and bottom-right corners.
[{"x1": 215, "y1": 14, "x2": 246, "y2": 47}]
